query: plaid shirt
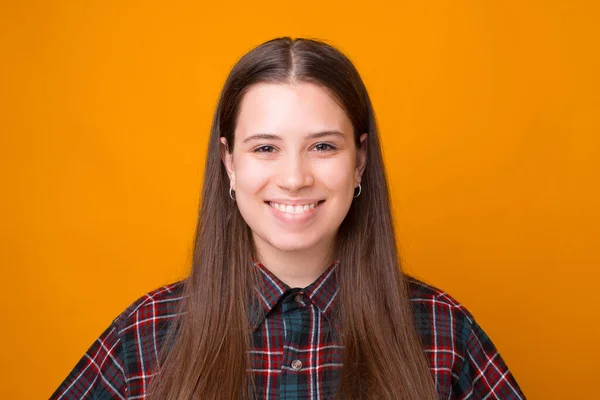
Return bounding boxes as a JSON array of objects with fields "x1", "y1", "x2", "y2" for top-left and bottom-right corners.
[{"x1": 51, "y1": 263, "x2": 525, "y2": 399}]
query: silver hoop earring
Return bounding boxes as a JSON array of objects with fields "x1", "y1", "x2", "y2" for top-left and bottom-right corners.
[
  {"x1": 354, "y1": 183, "x2": 362, "y2": 198},
  {"x1": 229, "y1": 187, "x2": 236, "y2": 201}
]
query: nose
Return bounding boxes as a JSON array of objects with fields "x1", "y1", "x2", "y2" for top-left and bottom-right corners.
[{"x1": 275, "y1": 153, "x2": 314, "y2": 193}]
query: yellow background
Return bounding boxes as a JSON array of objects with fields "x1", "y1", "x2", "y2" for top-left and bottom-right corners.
[{"x1": 1, "y1": 1, "x2": 598, "y2": 398}]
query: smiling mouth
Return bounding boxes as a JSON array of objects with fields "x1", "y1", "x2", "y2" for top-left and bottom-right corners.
[{"x1": 266, "y1": 200, "x2": 325, "y2": 215}]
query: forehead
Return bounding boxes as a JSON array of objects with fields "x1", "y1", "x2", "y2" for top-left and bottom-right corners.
[{"x1": 235, "y1": 82, "x2": 353, "y2": 139}]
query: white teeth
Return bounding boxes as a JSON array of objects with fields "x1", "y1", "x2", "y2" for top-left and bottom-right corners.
[{"x1": 269, "y1": 201, "x2": 320, "y2": 214}]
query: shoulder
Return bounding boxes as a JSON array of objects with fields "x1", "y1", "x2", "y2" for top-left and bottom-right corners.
[
  {"x1": 112, "y1": 281, "x2": 185, "y2": 335},
  {"x1": 406, "y1": 277, "x2": 527, "y2": 399},
  {"x1": 406, "y1": 277, "x2": 476, "y2": 396},
  {"x1": 51, "y1": 282, "x2": 186, "y2": 399},
  {"x1": 406, "y1": 276, "x2": 475, "y2": 348},
  {"x1": 407, "y1": 276, "x2": 473, "y2": 316},
  {"x1": 113, "y1": 281, "x2": 185, "y2": 386},
  {"x1": 406, "y1": 276, "x2": 474, "y2": 320}
]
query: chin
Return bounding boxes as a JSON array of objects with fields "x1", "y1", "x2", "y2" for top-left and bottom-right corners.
[
  {"x1": 262, "y1": 232, "x2": 324, "y2": 254},
  {"x1": 269, "y1": 239, "x2": 318, "y2": 253}
]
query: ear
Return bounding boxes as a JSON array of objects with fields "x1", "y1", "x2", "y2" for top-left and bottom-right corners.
[
  {"x1": 220, "y1": 137, "x2": 236, "y2": 188},
  {"x1": 355, "y1": 133, "x2": 368, "y2": 184}
]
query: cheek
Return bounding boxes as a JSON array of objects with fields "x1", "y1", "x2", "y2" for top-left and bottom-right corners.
[
  {"x1": 316, "y1": 157, "x2": 356, "y2": 190},
  {"x1": 234, "y1": 158, "x2": 271, "y2": 192}
]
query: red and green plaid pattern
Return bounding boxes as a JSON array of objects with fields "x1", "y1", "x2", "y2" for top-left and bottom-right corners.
[{"x1": 51, "y1": 263, "x2": 525, "y2": 399}]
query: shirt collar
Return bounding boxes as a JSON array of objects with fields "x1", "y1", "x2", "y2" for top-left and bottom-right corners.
[{"x1": 251, "y1": 261, "x2": 340, "y2": 329}]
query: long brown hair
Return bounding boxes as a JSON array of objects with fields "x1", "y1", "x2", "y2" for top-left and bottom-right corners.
[{"x1": 150, "y1": 37, "x2": 438, "y2": 399}]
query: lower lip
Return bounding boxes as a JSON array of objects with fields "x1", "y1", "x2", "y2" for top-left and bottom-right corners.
[{"x1": 267, "y1": 201, "x2": 324, "y2": 223}]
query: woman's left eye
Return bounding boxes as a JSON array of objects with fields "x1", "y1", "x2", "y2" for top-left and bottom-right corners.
[{"x1": 313, "y1": 143, "x2": 337, "y2": 152}]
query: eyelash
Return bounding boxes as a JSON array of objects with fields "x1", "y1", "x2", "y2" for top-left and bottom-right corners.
[
  {"x1": 314, "y1": 143, "x2": 337, "y2": 152},
  {"x1": 253, "y1": 143, "x2": 337, "y2": 153},
  {"x1": 254, "y1": 145, "x2": 276, "y2": 153}
]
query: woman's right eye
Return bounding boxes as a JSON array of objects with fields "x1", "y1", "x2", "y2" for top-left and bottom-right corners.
[{"x1": 254, "y1": 145, "x2": 276, "y2": 153}]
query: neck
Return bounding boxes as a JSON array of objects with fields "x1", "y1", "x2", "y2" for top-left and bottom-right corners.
[{"x1": 253, "y1": 235, "x2": 335, "y2": 288}]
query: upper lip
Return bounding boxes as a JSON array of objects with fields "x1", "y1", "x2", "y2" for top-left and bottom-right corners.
[{"x1": 266, "y1": 199, "x2": 323, "y2": 205}]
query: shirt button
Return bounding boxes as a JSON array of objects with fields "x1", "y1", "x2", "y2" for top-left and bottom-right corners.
[
  {"x1": 291, "y1": 359, "x2": 303, "y2": 371},
  {"x1": 295, "y1": 293, "x2": 303, "y2": 303}
]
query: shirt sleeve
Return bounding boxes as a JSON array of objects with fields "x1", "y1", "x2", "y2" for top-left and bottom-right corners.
[
  {"x1": 453, "y1": 321, "x2": 526, "y2": 399},
  {"x1": 50, "y1": 322, "x2": 128, "y2": 400}
]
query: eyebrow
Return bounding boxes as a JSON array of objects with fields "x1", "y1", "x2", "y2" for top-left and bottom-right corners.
[{"x1": 242, "y1": 130, "x2": 346, "y2": 143}]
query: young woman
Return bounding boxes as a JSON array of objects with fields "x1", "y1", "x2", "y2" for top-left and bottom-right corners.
[{"x1": 52, "y1": 37, "x2": 525, "y2": 400}]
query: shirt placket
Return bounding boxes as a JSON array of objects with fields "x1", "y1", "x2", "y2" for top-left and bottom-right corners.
[{"x1": 278, "y1": 290, "x2": 310, "y2": 400}]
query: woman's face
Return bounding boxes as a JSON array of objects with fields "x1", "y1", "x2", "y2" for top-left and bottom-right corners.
[{"x1": 221, "y1": 82, "x2": 367, "y2": 257}]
